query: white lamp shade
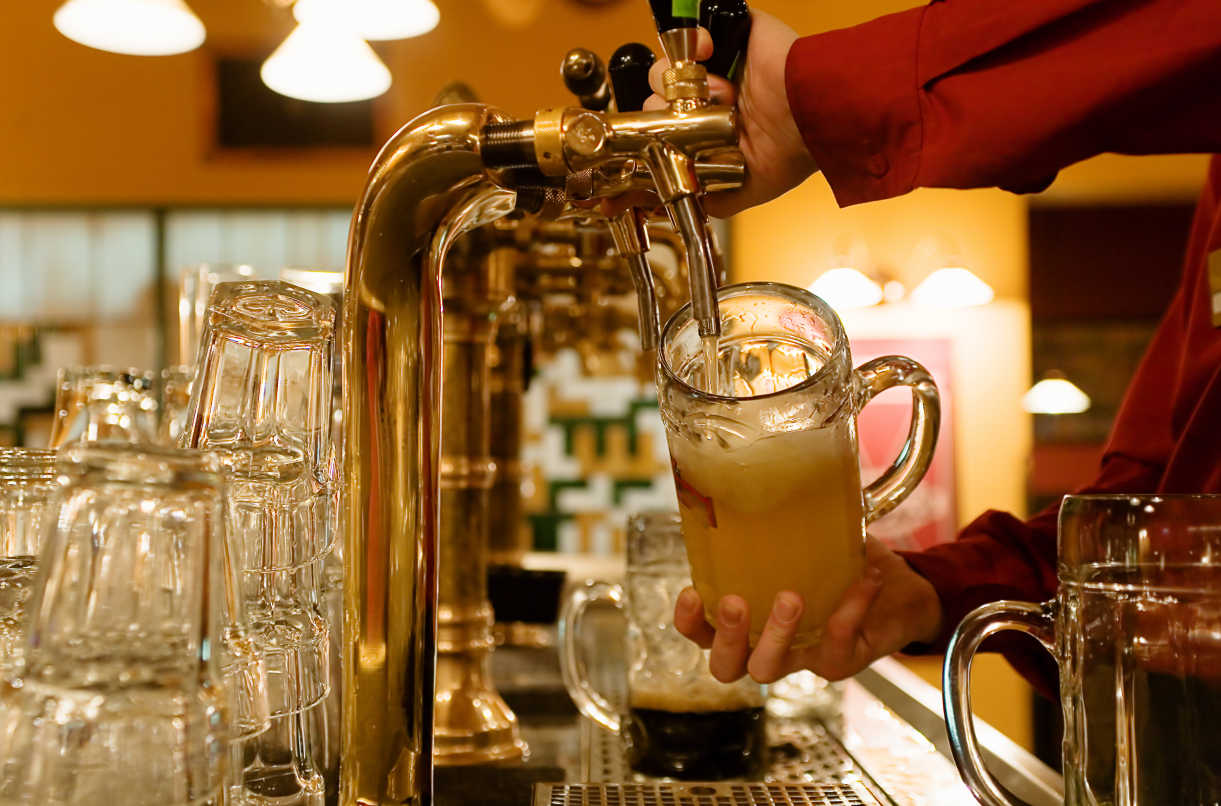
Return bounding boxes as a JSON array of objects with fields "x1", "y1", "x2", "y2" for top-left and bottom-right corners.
[
  {"x1": 54, "y1": 0, "x2": 205, "y2": 56},
  {"x1": 261, "y1": 23, "x2": 392, "y2": 104},
  {"x1": 1022, "y1": 378, "x2": 1091, "y2": 414},
  {"x1": 910, "y1": 268, "x2": 995, "y2": 307},
  {"x1": 809, "y1": 268, "x2": 883, "y2": 310},
  {"x1": 294, "y1": 0, "x2": 440, "y2": 41}
]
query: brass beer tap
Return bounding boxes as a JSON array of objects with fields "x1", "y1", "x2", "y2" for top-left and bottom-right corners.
[{"x1": 339, "y1": 1, "x2": 750, "y2": 803}]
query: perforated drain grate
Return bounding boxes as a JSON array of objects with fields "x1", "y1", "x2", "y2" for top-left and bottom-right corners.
[{"x1": 534, "y1": 783, "x2": 881, "y2": 806}]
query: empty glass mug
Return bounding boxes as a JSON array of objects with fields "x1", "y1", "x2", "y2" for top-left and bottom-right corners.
[
  {"x1": 658, "y1": 283, "x2": 940, "y2": 648},
  {"x1": 944, "y1": 494, "x2": 1221, "y2": 806},
  {"x1": 560, "y1": 513, "x2": 768, "y2": 781}
]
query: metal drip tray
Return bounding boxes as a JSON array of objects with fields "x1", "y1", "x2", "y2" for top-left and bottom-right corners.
[
  {"x1": 534, "y1": 783, "x2": 881, "y2": 806},
  {"x1": 583, "y1": 715, "x2": 863, "y2": 786}
]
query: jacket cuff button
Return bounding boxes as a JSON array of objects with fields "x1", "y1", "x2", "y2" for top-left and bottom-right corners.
[{"x1": 868, "y1": 153, "x2": 889, "y2": 177}]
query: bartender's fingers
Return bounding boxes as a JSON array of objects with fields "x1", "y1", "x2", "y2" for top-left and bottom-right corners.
[
  {"x1": 708, "y1": 596, "x2": 752, "y2": 683},
  {"x1": 744, "y1": 592, "x2": 805, "y2": 684},
  {"x1": 674, "y1": 587, "x2": 715, "y2": 649},
  {"x1": 809, "y1": 567, "x2": 884, "y2": 681}
]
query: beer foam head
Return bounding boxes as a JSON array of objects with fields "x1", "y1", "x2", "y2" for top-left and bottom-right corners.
[{"x1": 629, "y1": 673, "x2": 765, "y2": 713}]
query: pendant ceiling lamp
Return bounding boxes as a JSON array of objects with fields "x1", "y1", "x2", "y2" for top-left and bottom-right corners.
[
  {"x1": 262, "y1": 22, "x2": 392, "y2": 103},
  {"x1": 293, "y1": 0, "x2": 440, "y2": 41},
  {"x1": 54, "y1": 0, "x2": 205, "y2": 56}
]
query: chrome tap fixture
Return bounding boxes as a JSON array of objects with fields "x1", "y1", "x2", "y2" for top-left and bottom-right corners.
[{"x1": 339, "y1": 2, "x2": 750, "y2": 802}]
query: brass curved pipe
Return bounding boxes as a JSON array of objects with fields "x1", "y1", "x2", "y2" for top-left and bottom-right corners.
[{"x1": 340, "y1": 103, "x2": 514, "y2": 806}]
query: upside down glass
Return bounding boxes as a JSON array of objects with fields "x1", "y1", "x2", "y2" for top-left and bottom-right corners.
[
  {"x1": 0, "y1": 449, "x2": 61, "y2": 674},
  {"x1": 0, "y1": 445, "x2": 230, "y2": 806},
  {"x1": 560, "y1": 513, "x2": 768, "y2": 780},
  {"x1": 658, "y1": 283, "x2": 940, "y2": 648},
  {"x1": 944, "y1": 494, "x2": 1221, "y2": 806}
]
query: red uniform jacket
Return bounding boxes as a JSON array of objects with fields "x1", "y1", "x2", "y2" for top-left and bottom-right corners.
[{"x1": 785, "y1": 0, "x2": 1221, "y2": 696}]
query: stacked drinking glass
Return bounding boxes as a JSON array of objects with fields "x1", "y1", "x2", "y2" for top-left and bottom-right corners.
[{"x1": 182, "y1": 280, "x2": 338, "y2": 806}]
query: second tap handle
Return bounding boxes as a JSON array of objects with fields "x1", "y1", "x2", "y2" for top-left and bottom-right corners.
[
  {"x1": 699, "y1": 0, "x2": 751, "y2": 81},
  {"x1": 562, "y1": 48, "x2": 612, "y2": 111},
  {"x1": 649, "y1": 0, "x2": 699, "y2": 32},
  {"x1": 609, "y1": 43, "x2": 656, "y2": 113}
]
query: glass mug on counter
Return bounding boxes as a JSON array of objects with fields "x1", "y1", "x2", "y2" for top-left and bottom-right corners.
[
  {"x1": 658, "y1": 283, "x2": 940, "y2": 648},
  {"x1": 560, "y1": 513, "x2": 768, "y2": 780},
  {"x1": 945, "y1": 495, "x2": 1221, "y2": 806}
]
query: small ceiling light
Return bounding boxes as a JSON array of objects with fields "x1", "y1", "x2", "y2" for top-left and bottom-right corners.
[
  {"x1": 810, "y1": 267, "x2": 884, "y2": 310},
  {"x1": 54, "y1": 0, "x2": 205, "y2": 56},
  {"x1": 262, "y1": 22, "x2": 392, "y2": 103},
  {"x1": 293, "y1": 0, "x2": 439, "y2": 41},
  {"x1": 1022, "y1": 372, "x2": 1091, "y2": 414},
  {"x1": 910, "y1": 267, "x2": 994, "y2": 308}
]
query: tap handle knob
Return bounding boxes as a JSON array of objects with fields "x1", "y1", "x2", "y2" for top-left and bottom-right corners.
[
  {"x1": 609, "y1": 43, "x2": 656, "y2": 113},
  {"x1": 562, "y1": 48, "x2": 612, "y2": 111},
  {"x1": 699, "y1": 0, "x2": 750, "y2": 81},
  {"x1": 649, "y1": 0, "x2": 699, "y2": 33}
]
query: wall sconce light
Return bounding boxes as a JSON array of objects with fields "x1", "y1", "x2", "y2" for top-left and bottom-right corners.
[
  {"x1": 910, "y1": 267, "x2": 995, "y2": 308},
  {"x1": 261, "y1": 21, "x2": 392, "y2": 103},
  {"x1": 293, "y1": 0, "x2": 440, "y2": 41},
  {"x1": 810, "y1": 266, "x2": 883, "y2": 310},
  {"x1": 1021, "y1": 371, "x2": 1091, "y2": 414},
  {"x1": 54, "y1": 0, "x2": 205, "y2": 56}
]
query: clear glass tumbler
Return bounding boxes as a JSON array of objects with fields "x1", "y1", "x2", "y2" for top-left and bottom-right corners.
[
  {"x1": 179, "y1": 263, "x2": 261, "y2": 368},
  {"x1": 0, "y1": 448, "x2": 61, "y2": 674},
  {"x1": 945, "y1": 494, "x2": 1221, "y2": 806},
  {"x1": 182, "y1": 280, "x2": 337, "y2": 805},
  {"x1": 49, "y1": 366, "x2": 158, "y2": 448},
  {"x1": 0, "y1": 444, "x2": 231, "y2": 806},
  {"x1": 560, "y1": 513, "x2": 768, "y2": 781},
  {"x1": 658, "y1": 282, "x2": 940, "y2": 648}
]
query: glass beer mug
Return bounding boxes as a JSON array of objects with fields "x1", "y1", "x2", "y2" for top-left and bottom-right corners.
[
  {"x1": 560, "y1": 513, "x2": 768, "y2": 781},
  {"x1": 944, "y1": 494, "x2": 1221, "y2": 806},
  {"x1": 658, "y1": 283, "x2": 940, "y2": 647}
]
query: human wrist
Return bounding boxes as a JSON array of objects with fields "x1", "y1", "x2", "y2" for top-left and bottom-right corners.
[{"x1": 909, "y1": 564, "x2": 944, "y2": 646}]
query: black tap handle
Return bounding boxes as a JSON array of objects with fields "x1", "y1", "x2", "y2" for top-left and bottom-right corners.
[
  {"x1": 562, "y1": 48, "x2": 612, "y2": 111},
  {"x1": 649, "y1": 0, "x2": 699, "y2": 33},
  {"x1": 609, "y1": 43, "x2": 656, "y2": 113},
  {"x1": 699, "y1": 0, "x2": 751, "y2": 81}
]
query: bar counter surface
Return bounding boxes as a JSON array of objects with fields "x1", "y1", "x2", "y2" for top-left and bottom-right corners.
[{"x1": 439, "y1": 594, "x2": 1062, "y2": 806}]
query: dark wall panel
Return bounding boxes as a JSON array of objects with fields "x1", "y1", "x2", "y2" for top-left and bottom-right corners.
[{"x1": 1029, "y1": 205, "x2": 1195, "y2": 321}]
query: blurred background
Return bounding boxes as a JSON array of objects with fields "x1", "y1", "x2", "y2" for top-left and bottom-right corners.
[{"x1": 1, "y1": 0, "x2": 1207, "y2": 770}]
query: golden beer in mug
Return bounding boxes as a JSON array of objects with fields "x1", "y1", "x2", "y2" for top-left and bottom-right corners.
[{"x1": 658, "y1": 283, "x2": 940, "y2": 648}]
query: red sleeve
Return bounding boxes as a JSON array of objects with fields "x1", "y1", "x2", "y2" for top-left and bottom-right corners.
[
  {"x1": 894, "y1": 281, "x2": 1191, "y2": 697},
  {"x1": 784, "y1": 0, "x2": 1221, "y2": 207}
]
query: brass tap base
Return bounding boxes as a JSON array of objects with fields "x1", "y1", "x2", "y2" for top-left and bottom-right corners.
[
  {"x1": 492, "y1": 622, "x2": 554, "y2": 649},
  {"x1": 434, "y1": 602, "x2": 527, "y2": 766}
]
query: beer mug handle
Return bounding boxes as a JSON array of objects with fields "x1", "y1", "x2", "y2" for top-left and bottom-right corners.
[
  {"x1": 854, "y1": 356, "x2": 941, "y2": 524},
  {"x1": 558, "y1": 580, "x2": 625, "y2": 733},
  {"x1": 944, "y1": 600, "x2": 1059, "y2": 806}
]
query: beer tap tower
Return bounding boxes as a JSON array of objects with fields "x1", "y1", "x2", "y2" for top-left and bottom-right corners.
[{"x1": 339, "y1": 0, "x2": 750, "y2": 801}]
